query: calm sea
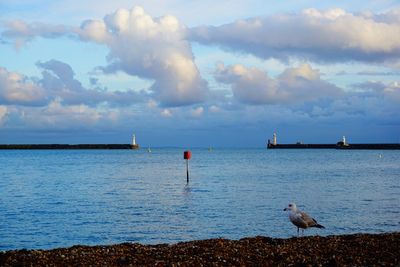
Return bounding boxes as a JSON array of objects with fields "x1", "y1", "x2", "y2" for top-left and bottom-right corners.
[{"x1": 0, "y1": 148, "x2": 399, "y2": 250}]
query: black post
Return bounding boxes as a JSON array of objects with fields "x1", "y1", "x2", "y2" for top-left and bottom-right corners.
[{"x1": 186, "y1": 159, "x2": 189, "y2": 183}]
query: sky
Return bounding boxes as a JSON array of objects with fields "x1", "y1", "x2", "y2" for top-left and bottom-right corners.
[{"x1": 0, "y1": 0, "x2": 399, "y2": 147}]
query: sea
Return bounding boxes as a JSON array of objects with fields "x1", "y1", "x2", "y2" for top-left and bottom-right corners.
[{"x1": 0, "y1": 148, "x2": 399, "y2": 250}]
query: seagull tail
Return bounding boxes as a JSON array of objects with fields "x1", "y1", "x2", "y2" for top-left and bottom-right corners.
[{"x1": 311, "y1": 218, "x2": 325, "y2": 229}]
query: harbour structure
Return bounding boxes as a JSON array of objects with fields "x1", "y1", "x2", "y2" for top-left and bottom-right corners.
[
  {"x1": 341, "y1": 136, "x2": 348, "y2": 146},
  {"x1": 273, "y1": 133, "x2": 277, "y2": 145},
  {"x1": 131, "y1": 134, "x2": 139, "y2": 149},
  {"x1": 0, "y1": 134, "x2": 140, "y2": 150},
  {"x1": 267, "y1": 133, "x2": 400, "y2": 150}
]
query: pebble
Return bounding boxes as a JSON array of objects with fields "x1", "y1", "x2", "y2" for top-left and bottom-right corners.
[{"x1": 0, "y1": 233, "x2": 399, "y2": 266}]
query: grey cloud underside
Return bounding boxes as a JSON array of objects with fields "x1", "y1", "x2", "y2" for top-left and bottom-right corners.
[
  {"x1": 0, "y1": 60, "x2": 145, "y2": 107},
  {"x1": 37, "y1": 60, "x2": 145, "y2": 106}
]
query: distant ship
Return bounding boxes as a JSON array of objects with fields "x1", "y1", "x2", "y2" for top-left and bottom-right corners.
[{"x1": 267, "y1": 133, "x2": 400, "y2": 150}]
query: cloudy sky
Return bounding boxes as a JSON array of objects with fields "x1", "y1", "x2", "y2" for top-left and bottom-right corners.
[{"x1": 1, "y1": 0, "x2": 399, "y2": 147}]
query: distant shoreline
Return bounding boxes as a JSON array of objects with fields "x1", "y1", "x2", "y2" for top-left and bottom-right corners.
[{"x1": 1, "y1": 232, "x2": 399, "y2": 266}]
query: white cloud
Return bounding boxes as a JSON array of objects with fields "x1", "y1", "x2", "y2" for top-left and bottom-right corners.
[
  {"x1": 46, "y1": 98, "x2": 101, "y2": 121},
  {"x1": 0, "y1": 67, "x2": 46, "y2": 105},
  {"x1": 356, "y1": 70, "x2": 400, "y2": 76},
  {"x1": 215, "y1": 63, "x2": 343, "y2": 105},
  {"x1": 190, "y1": 106, "x2": 204, "y2": 117},
  {"x1": 79, "y1": 6, "x2": 208, "y2": 107},
  {"x1": 2, "y1": 6, "x2": 209, "y2": 107},
  {"x1": 147, "y1": 99, "x2": 158, "y2": 108},
  {"x1": 357, "y1": 80, "x2": 400, "y2": 103},
  {"x1": 2, "y1": 20, "x2": 69, "y2": 49},
  {"x1": 209, "y1": 105, "x2": 221, "y2": 113},
  {"x1": 383, "y1": 81, "x2": 400, "y2": 102},
  {"x1": 161, "y1": 108, "x2": 172, "y2": 117},
  {"x1": 18, "y1": 98, "x2": 120, "y2": 129},
  {"x1": 0, "y1": 106, "x2": 8, "y2": 125},
  {"x1": 189, "y1": 8, "x2": 400, "y2": 64}
]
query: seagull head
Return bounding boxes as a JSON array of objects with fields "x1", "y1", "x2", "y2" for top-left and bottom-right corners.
[{"x1": 283, "y1": 202, "x2": 297, "y2": 212}]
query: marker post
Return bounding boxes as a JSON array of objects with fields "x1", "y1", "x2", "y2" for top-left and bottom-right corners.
[{"x1": 183, "y1": 151, "x2": 191, "y2": 183}]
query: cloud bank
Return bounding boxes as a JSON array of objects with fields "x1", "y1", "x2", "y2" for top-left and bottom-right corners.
[
  {"x1": 215, "y1": 63, "x2": 343, "y2": 104},
  {"x1": 0, "y1": 60, "x2": 143, "y2": 107},
  {"x1": 1, "y1": 6, "x2": 400, "y2": 144},
  {"x1": 190, "y1": 8, "x2": 400, "y2": 64}
]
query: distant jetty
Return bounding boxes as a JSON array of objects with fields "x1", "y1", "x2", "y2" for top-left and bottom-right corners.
[
  {"x1": 0, "y1": 144, "x2": 139, "y2": 150},
  {"x1": 0, "y1": 134, "x2": 140, "y2": 150},
  {"x1": 267, "y1": 133, "x2": 400, "y2": 150}
]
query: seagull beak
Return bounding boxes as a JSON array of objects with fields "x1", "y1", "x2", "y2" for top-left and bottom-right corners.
[{"x1": 283, "y1": 208, "x2": 288, "y2": 211}]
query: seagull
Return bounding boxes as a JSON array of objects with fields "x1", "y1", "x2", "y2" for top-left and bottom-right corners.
[{"x1": 284, "y1": 203, "x2": 325, "y2": 236}]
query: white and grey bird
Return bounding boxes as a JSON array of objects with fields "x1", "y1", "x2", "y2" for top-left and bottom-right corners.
[{"x1": 284, "y1": 203, "x2": 325, "y2": 236}]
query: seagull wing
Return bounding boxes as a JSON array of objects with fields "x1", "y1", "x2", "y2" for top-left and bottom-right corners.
[
  {"x1": 299, "y1": 211, "x2": 320, "y2": 227},
  {"x1": 290, "y1": 212, "x2": 308, "y2": 229}
]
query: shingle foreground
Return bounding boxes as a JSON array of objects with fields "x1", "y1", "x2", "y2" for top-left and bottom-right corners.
[{"x1": 1, "y1": 233, "x2": 399, "y2": 266}]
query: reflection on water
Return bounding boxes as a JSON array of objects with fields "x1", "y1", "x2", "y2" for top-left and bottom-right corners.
[{"x1": 0, "y1": 148, "x2": 399, "y2": 250}]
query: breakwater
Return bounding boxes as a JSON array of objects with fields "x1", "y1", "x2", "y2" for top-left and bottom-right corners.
[
  {"x1": 268, "y1": 143, "x2": 400, "y2": 150},
  {"x1": 267, "y1": 133, "x2": 400, "y2": 149},
  {"x1": 0, "y1": 144, "x2": 139, "y2": 149}
]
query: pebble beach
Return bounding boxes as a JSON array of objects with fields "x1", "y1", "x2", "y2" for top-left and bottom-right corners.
[{"x1": 1, "y1": 232, "x2": 399, "y2": 266}]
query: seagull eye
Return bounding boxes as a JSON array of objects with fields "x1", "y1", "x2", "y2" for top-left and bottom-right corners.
[{"x1": 288, "y1": 204, "x2": 292, "y2": 207}]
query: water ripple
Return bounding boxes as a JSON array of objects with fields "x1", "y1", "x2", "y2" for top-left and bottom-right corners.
[{"x1": 0, "y1": 148, "x2": 399, "y2": 250}]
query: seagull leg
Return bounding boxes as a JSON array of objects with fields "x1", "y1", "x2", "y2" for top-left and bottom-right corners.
[{"x1": 297, "y1": 227, "x2": 299, "y2": 237}]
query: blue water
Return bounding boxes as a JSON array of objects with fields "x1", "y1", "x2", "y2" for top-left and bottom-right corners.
[{"x1": 0, "y1": 148, "x2": 399, "y2": 250}]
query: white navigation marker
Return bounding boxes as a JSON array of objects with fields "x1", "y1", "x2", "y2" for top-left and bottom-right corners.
[{"x1": 132, "y1": 134, "x2": 136, "y2": 146}]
